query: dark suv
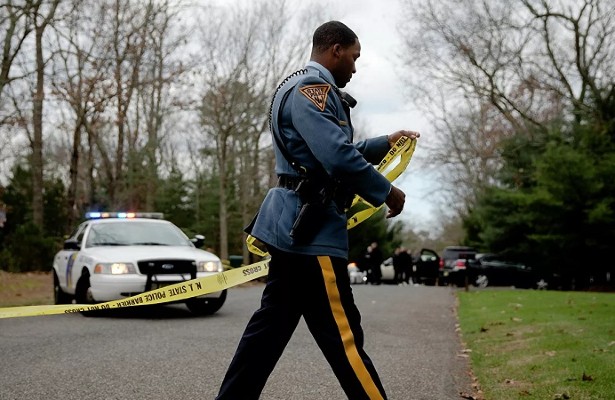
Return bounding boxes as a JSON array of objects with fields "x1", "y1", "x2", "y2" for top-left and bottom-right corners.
[{"x1": 439, "y1": 246, "x2": 477, "y2": 286}]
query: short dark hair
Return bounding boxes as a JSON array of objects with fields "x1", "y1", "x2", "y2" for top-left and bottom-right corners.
[{"x1": 312, "y1": 21, "x2": 357, "y2": 53}]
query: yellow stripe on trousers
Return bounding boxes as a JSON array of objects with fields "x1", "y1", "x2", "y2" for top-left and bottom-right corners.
[{"x1": 317, "y1": 256, "x2": 384, "y2": 400}]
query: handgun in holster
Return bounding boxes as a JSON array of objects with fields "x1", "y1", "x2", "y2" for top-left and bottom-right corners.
[{"x1": 289, "y1": 179, "x2": 333, "y2": 244}]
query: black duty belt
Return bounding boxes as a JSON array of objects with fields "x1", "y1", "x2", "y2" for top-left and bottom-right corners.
[
  {"x1": 277, "y1": 174, "x2": 352, "y2": 210},
  {"x1": 277, "y1": 175, "x2": 303, "y2": 190}
]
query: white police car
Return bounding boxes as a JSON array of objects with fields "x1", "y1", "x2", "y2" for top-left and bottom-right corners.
[{"x1": 52, "y1": 212, "x2": 226, "y2": 315}]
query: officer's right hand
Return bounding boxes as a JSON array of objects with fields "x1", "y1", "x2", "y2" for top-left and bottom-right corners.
[{"x1": 385, "y1": 185, "x2": 405, "y2": 218}]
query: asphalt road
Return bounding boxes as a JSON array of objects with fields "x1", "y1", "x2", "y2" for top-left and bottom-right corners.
[{"x1": 0, "y1": 283, "x2": 473, "y2": 400}]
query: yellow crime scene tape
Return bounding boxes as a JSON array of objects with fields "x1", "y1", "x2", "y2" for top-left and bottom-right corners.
[
  {"x1": 0, "y1": 260, "x2": 269, "y2": 319},
  {"x1": 346, "y1": 134, "x2": 416, "y2": 230},
  {"x1": 0, "y1": 137, "x2": 416, "y2": 319}
]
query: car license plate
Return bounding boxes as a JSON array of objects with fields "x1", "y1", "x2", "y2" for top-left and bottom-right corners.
[{"x1": 153, "y1": 282, "x2": 173, "y2": 289}]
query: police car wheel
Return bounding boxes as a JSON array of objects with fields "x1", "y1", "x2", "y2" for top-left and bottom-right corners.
[
  {"x1": 75, "y1": 274, "x2": 92, "y2": 304},
  {"x1": 185, "y1": 290, "x2": 227, "y2": 316},
  {"x1": 53, "y1": 271, "x2": 73, "y2": 305},
  {"x1": 75, "y1": 272, "x2": 99, "y2": 317}
]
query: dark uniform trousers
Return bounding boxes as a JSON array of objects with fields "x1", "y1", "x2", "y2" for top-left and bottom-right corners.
[{"x1": 215, "y1": 246, "x2": 388, "y2": 400}]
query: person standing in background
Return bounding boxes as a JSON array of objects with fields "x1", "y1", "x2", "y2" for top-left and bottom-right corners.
[
  {"x1": 400, "y1": 247, "x2": 413, "y2": 285},
  {"x1": 368, "y1": 241, "x2": 383, "y2": 285},
  {"x1": 392, "y1": 247, "x2": 404, "y2": 284}
]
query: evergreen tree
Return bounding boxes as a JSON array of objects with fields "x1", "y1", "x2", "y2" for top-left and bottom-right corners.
[{"x1": 466, "y1": 119, "x2": 615, "y2": 289}]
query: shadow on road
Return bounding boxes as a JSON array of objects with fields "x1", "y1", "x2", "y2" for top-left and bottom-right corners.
[{"x1": 80, "y1": 303, "x2": 217, "y2": 320}]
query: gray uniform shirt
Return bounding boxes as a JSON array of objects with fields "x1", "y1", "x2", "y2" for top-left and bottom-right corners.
[{"x1": 250, "y1": 61, "x2": 392, "y2": 259}]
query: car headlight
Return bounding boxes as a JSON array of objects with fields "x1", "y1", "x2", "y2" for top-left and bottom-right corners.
[
  {"x1": 94, "y1": 262, "x2": 137, "y2": 274},
  {"x1": 197, "y1": 260, "x2": 222, "y2": 272}
]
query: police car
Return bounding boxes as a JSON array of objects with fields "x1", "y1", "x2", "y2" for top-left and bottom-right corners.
[{"x1": 52, "y1": 212, "x2": 226, "y2": 315}]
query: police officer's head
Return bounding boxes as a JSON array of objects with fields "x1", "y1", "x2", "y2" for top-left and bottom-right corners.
[{"x1": 311, "y1": 21, "x2": 360, "y2": 88}]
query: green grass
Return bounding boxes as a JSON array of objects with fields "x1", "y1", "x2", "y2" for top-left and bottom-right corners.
[{"x1": 458, "y1": 290, "x2": 615, "y2": 400}]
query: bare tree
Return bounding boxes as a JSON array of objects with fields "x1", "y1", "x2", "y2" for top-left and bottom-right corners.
[
  {"x1": 0, "y1": 0, "x2": 37, "y2": 188},
  {"x1": 105, "y1": 0, "x2": 150, "y2": 208},
  {"x1": 3, "y1": 0, "x2": 64, "y2": 228},
  {"x1": 422, "y1": 97, "x2": 513, "y2": 215},
  {"x1": 49, "y1": 0, "x2": 114, "y2": 228},
  {"x1": 29, "y1": 0, "x2": 61, "y2": 227},
  {"x1": 196, "y1": 0, "x2": 323, "y2": 260},
  {"x1": 130, "y1": 0, "x2": 188, "y2": 212},
  {"x1": 56, "y1": 0, "x2": 185, "y2": 213},
  {"x1": 399, "y1": 0, "x2": 615, "y2": 214},
  {"x1": 0, "y1": 0, "x2": 34, "y2": 108},
  {"x1": 41, "y1": 0, "x2": 190, "y2": 228}
]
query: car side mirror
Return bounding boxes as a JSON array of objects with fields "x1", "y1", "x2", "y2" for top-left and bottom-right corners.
[
  {"x1": 192, "y1": 234, "x2": 205, "y2": 248},
  {"x1": 63, "y1": 239, "x2": 80, "y2": 251}
]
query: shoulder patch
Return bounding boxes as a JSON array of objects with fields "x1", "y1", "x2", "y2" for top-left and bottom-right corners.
[{"x1": 299, "y1": 84, "x2": 331, "y2": 111}]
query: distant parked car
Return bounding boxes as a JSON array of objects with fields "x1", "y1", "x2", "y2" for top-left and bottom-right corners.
[
  {"x1": 376, "y1": 248, "x2": 441, "y2": 285},
  {"x1": 439, "y1": 246, "x2": 477, "y2": 286},
  {"x1": 347, "y1": 262, "x2": 367, "y2": 284},
  {"x1": 467, "y1": 254, "x2": 550, "y2": 289},
  {"x1": 379, "y1": 257, "x2": 395, "y2": 282}
]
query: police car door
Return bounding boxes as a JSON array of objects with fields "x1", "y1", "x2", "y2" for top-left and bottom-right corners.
[{"x1": 55, "y1": 222, "x2": 88, "y2": 294}]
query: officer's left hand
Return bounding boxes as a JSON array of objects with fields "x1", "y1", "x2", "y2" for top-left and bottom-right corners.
[
  {"x1": 387, "y1": 130, "x2": 420, "y2": 147},
  {"x1": 385, "y1": 185, "x2": 406, "y2": 218}
]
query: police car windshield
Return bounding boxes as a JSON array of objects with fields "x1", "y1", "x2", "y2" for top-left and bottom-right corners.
[{"x1": 85, "y1": 220, "x2": 191, "y2": 248}]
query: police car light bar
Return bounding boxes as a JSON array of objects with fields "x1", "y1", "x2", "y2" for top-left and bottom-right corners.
[{"x1": 85, "y1": 212, "x2": 164, "y2": 220}]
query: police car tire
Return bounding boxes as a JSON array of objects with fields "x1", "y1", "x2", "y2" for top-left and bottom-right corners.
[
  {"x1": 185, "y1": 289, "x2": 227, "y2": 316},
  {"x1": 53, "y1": 271, "x2": 73, "y2": 305},
  {"x1": 75, "y1": 273, "x2": 91, "y2": 304},
  {"x1": 75, "y1": 272, "x2": 99, "y2": 317}
]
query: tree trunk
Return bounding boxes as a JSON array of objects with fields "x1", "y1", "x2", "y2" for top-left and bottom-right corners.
[
  {"x1": 31, "y1": 25, "x2": 45, "y2": 228},
  {"x1": 218, "y1": 160, "x2": 229, "y2": 260},
  {"x1": 66, "y1": 115, "x2": 83, "y2": 229}
]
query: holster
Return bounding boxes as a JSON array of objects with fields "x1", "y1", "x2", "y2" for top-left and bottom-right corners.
[
  {"x1": 280, "y1": 176, "x2": 352, "y2": 244},
  {"x1": 288, "y1": 178, "x2": 330, "y2": 244},
  {"x1": 289, "y1": 201, "x2": 326, "y2": 244}
]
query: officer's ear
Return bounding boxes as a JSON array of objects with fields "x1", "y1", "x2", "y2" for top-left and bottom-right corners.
[{"x1": 332, "y1": 43, "x2": 343, "y2": 59}]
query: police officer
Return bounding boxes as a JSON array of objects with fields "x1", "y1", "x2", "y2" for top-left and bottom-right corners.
[{"x1": 215, "y1": 21, "x2": 420, "y2": 400}]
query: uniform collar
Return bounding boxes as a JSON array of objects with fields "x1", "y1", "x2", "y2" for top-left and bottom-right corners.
[{"x1": 306, "y1": 61, "x2": 337, "y2": 88}]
